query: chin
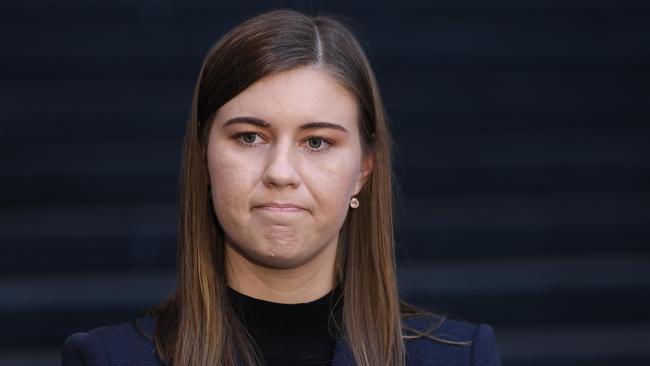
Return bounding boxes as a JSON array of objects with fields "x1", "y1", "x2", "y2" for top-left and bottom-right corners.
[
  {"x1": 236, "y1": 241, "x2": 318, "y2": 270},
  {"x1": 226, "y1": 232, "x2": 333, "y2": 270},
  {"x1": 251, "y1": 248, "x2": 313, "y2": 269}
]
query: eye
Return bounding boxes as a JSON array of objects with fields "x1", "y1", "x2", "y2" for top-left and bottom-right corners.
[
  {"x1": 236, "y1": 132, "x2": 263, "y2": 146},
  {"x1": 305, "y1": 136, "x2": 331, "y2": 151}
]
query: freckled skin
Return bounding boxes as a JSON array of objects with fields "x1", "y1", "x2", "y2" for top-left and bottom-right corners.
[{"x1": 206, "y1": 66, "x2": 372, "y2": 300}]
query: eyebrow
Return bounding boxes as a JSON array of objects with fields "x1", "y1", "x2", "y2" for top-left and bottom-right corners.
[{"x1": 222, "y1": 116, "x2": 349, "y2": 133}]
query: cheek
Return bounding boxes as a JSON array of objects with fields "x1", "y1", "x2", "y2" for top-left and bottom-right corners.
[
  {"x1": 305, "y1": 154, "x2": 360, "y2": 213},
  {"x1": 207, "y1": 146, "x2": 259, "y2": 218}
]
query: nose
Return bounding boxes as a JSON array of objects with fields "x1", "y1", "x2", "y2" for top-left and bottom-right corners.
[{"x1": 261, "y1": 139, "x2": 301, "y2": 188}]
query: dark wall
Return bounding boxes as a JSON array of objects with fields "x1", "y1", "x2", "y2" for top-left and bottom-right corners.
[{"x1": 1, "y1": 0, "x2": 649, "y2": 365}]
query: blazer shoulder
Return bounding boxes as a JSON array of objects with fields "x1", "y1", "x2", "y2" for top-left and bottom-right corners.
[
  {"x1": 62, "y1": 314, "x2": 162, "y2": 366},
  {"x1": 402, "y1": 314, "x2": 502, "y2": 366},
  {"x1": 470, "y1": 323, "x2": 502, "y2": 366}
]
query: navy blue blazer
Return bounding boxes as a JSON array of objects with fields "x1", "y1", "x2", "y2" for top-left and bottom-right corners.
[{"x1": 62, "y1": 313, "x2": 502, "y2": 365}]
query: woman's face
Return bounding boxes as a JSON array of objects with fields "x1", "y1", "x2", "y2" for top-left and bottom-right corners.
[{"x1": 207, "y1": 66, "x2": 373, "y2": 270}]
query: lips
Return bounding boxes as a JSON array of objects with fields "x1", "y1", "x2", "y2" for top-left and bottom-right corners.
[{"x1": 255, "y1": 202, "x2": 307, "y2": 212}]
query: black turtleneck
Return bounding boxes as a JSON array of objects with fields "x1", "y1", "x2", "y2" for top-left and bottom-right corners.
[{"x1": 227, "y1": 285, "x2": 343, "y2": 366}]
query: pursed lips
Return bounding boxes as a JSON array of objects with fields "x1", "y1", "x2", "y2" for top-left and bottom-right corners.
[{"x1": 254, "y1": 203, "x2": 307, "y2": 213}]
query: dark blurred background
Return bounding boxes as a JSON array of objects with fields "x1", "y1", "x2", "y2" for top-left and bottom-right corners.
[{"x1": 1, "y1": 0, "x2": 649, "y2": 365}]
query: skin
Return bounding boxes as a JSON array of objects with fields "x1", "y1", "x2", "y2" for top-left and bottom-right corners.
[{"x1": 206, "y1": 66, "x2": 373, "y2": 304}]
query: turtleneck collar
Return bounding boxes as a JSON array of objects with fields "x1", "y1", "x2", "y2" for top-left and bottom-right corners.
[{"x1": 227, "y1": 284, "x2": 344, "y2": 365}]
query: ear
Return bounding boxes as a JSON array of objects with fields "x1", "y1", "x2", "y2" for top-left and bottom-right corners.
[{"x1": 352, "y1": 151, "x2": 374, "y2": 196}]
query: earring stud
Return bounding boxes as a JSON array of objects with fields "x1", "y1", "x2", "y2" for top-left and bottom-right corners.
[{"x1": 350, "y1": 197, "x2": 359, "y2": 209}]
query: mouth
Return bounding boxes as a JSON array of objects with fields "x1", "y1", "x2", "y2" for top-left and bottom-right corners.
[{"x1": 254, "y1": 203, "x2": 307, "y2": 213}]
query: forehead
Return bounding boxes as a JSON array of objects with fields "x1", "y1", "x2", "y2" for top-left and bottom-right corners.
[{"x1": 214, "y1": 67, "x2": 359, "y2": 130}]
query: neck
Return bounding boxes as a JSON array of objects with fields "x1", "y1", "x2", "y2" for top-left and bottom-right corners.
[{"x1": 224, "y1": 236, "x2": 339, "y2": 304}]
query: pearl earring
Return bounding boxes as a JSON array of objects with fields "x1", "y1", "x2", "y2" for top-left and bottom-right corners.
[{"x1": 350, "y1": 197, "x2": 359, "y2": 209}]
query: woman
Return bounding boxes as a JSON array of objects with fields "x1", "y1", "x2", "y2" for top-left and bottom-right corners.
[{"x1": 63, "y1": 8, "x2": 501, "y2": 366}]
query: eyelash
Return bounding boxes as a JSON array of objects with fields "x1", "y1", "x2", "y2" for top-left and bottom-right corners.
[{"x1": 233, "y1": 132, "x2": 334, "y2": 152}]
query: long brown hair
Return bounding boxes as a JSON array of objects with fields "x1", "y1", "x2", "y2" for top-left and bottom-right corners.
[{"x1": 146, "y1": 8, "x2": 469, "y2": 366}]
